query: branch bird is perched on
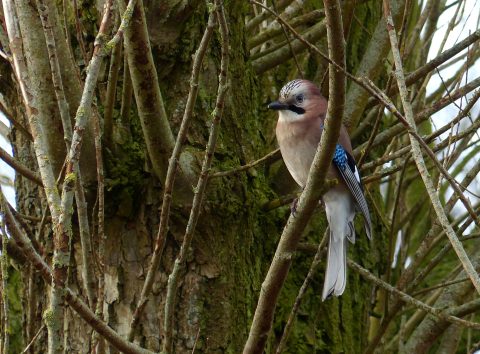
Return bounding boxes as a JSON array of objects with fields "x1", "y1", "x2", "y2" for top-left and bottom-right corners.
[{"x1": 269, "y1": 79, "x2": 372, "y2": 300}]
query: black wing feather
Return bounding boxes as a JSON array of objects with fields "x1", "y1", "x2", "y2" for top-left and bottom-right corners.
[{"x1": 335, "y1": 150, "x2": 372, "y2": 239}]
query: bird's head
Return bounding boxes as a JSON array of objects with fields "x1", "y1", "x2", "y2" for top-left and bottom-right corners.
[{"x1": 268, "y1": 79, "x2": 326, "y2": 122}]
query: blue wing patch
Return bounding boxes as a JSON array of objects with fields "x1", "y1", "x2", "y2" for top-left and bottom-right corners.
[{"x1": 333, "y1": 144, "x2": 348, "y2": 168}]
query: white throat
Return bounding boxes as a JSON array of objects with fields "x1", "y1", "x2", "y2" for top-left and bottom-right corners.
[{"x1": 278, "y1": 110, "x2": 303, "y2": 123}]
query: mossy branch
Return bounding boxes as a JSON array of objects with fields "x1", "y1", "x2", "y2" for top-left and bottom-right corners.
[{"x1": 118, "y1": 0, "x2": 194, "y2": 190}]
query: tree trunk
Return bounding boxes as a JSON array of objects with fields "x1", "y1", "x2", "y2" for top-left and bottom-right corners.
[{"x1": 2, "y1": 1, "x2": 387, "y2": 353}]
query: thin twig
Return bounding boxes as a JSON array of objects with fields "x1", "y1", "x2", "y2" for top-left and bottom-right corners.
[
  {"x1": 275, "y1": 231, "x2": 328, "y2": 354},
  {"x1": 357, "y1": 105, "x2": 383, "y2": 168},
  {"x1": 384, "y1": 156, "x2": 410, "y2": 315},
  {"x1": 252, "y1": 20, "x2": 327, "y2": 74},
  {"x1": 365, "y1": 181, "x2": 480, "y2": 353},
  {"x1": 271, "y1": 0, "x2": 303, "y2": 78},
  {"x1": 14, "y1": 213, "x2": 51, "y2": 223},
  {"x1": 358, "y1": 76, "x2": 480, "y2": 155},
  {"x1": 246, "y1": 0, "x2": 292, "y2": 33},
  {"x1": 163, "y1": 2, "x2": 229, "y2": 352},
  {"x1": 412, "y1": 277, "x2": 471, "y2": 297},
  {"x1": 362, "y1": 78, "x2": 480, "y2": 228},
  {"x1": 409, "y1": 205, "x2": 480, "y2": 294},
  {"x1": 72, "y1": 0, "x2": 88, "y2": 64},
  {"x1": 366, "y1": 29, "x2": 480, "y2": 111},
  {"x1": 8, "y1": 205, "x2": 45, "y2": 256},
  {"x1": 261, "y1": 193, "x2": 298, "y2": 211},
  {"x1": 126, "y1": 8, "x2": 217, "y2": 341},
  {"x1": 103, "y1": 13, "x2": 123, "y2": 148},
  {"x1": 348, "y1": 260, "x2": 480, "y2": 329},
  {"x1": 361, "y1": 89, "x2": 480, "y2": 171},
  {"x1": 22, "y1": 324, "x2": 45, "y2": 353},
  {"x1": 92, "y1": 110, "x2": 105, "y2": 311},
  {"x1": 191, "y1": 326, "x2": 201, "y2": 354},
  {"x1": 210, "y1": 148, "x2": 281, "y2": 178}
]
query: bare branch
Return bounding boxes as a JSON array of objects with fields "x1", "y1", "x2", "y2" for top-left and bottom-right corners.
[
  {"x1": 72, "y1": 0, "x2": 88, "y2": 64},
  {"x1": 0, "y1": 100, "x2": 32, "y2": 141},
  {"x1": 412, "y1": 277, "x2": 470, "y2": 297},
  {"x1": 0, "y1": 146, "x2": 43, "y2": 186},
  {"x1": 120, "y1": 56, "x2": 133, "y2": 125},
  {"x1": 383, "y1": 0, "x2": 480, "y2": 296},
  {"x1": 348, "y1": 260, "x2": 480, "y2": 329},
  {"x1": 361, "y1": 79, "x2": 480, "y2": 228},
  {"x1": 244, "y1": 0, "x2": 345, "y2": 351},
  {"x1": 163, "y1": 2, "x2": 229, "y2": 351},
  {"x1": 127, "y1": 8, "x2": 217, "y2": 341},
  {"x1": 210, "y1": 148, "x2": 281, "y2": 178}
]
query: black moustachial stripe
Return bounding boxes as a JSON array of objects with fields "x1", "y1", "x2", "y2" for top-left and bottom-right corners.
[{"x1": 288, "y1": 105, "x2": 305, "y2": 114}]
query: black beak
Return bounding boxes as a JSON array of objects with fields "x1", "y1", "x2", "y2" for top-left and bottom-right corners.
[{"x1": 268, "y1": 101, "x2": 289, "y2": 110}]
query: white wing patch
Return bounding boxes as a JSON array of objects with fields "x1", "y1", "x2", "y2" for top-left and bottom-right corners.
[{"x1": 353, "y1": 165, "x2": 361, "y2": 183}]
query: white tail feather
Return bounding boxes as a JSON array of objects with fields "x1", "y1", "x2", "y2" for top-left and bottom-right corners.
[
  {"x1": 322, "y1": 231, "x2": 347, "y2": 300},
  {"x1": 322, "y1": 189, "x2": 356, "y2": 301}
]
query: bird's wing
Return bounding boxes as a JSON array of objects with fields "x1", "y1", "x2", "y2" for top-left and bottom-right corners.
[{"x1": 332, "y1": 144, "x2": 372, "y2": 239}]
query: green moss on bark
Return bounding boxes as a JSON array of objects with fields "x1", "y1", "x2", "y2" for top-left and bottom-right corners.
[{"x1": 5, "y1": 266, "x2": 24, "y2": 352}]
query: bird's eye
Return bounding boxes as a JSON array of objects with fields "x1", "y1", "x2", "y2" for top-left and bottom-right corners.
[{"x1": 296, "y1": 94, "x2": 304, "y2": 104}]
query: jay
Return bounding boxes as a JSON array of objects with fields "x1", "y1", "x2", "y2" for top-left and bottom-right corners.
[{"x1": 268, "y1": 79, "x2": 372, "y2": 300}]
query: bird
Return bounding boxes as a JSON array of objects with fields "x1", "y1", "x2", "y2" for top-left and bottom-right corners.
[{"x1": 268, "y1": 79, "x2": 372, "y2": 300}]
